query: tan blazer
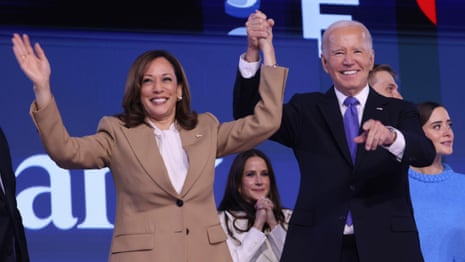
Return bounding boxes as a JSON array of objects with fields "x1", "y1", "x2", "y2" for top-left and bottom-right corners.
[{"x1": 29, "y1": 65, "x2": 288, "y2": 262}]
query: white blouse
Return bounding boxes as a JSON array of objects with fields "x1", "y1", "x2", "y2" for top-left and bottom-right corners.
[
  {"x1": 218, "y1": 209, "x2": 293, "y2": 262},
  {"x1": 149, "y1": 121, "x2": 188, "y2": 194}
]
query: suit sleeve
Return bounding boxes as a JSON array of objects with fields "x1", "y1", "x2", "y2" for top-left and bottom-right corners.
[
  {"x1": 398, "y1": 101, "x2": 435, "y2": 167},
  {"x1": 233, "y1": 68, "x2": 261, "y2": 120},
  {"x1": 29, "y1": 97, "x2": 113, "y2": 169},
  {"x1": 217, "y1": 65, "x2": 287, "y2": 157}
]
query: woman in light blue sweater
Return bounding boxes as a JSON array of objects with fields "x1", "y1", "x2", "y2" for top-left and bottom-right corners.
[{"x1": 409, "y1": 101, "x2": 465, "y2": 262}]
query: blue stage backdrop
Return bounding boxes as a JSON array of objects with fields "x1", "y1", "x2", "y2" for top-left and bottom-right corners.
[{"x1": 0, "y1": 0, "x2": 465, "y2": 261}]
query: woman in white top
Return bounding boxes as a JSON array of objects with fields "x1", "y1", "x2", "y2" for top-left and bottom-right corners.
[{"x1": 218, "y1": 149, "x2": 292, "y2": 262}]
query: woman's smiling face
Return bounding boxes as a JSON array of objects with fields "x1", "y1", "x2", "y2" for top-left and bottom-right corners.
[
  {"x1": 240, "y1": 156, "x2": 271, "y2": 203},
  {"x1": 140, "y1": 57, "x2": 182, "y2": 128},
  {"x1": 422, "y1": 106, "x2": 454, "y2": 157}
]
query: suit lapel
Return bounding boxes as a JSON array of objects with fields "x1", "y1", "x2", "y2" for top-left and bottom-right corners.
[
  {"x1": 179, "y1": 126, "x2": 208, "y2": 197},
  {"x1": 361, "y1": 89, "x2": 390, "y2": 124},
  {"x1": 357, "y1": 89, "x2": 391, "y2": 162},
  {"x1": 122, "y1": 123, "x2": 178, "y2": 197},
  {"x1": 319, "y1": 88, "x2": 354, "y2": 165},
  {"x1": 123, "y1": 122, "x2": 210, "y2": 198}
]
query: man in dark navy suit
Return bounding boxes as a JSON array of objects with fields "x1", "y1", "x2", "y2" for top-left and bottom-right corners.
[
  {"x1": 233, "y1": 11, "x2": 434, "y2": 262},
  {"x1": 0, "y1": 127, "x2": 30, "y2": 262}
]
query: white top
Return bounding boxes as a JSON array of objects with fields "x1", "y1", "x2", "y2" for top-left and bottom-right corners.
[
  {"x1": 148, "y1": 121, "x2": 189, "y2": 194},
  {"x1": 218, "y1": 209, "x2": 292, "y2": 262}
]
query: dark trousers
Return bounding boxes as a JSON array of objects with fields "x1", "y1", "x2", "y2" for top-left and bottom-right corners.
[{"x1": 340, "y1": 235, "x2": 360, "y2": 262}]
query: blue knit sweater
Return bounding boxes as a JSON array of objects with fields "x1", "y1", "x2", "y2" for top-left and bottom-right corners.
[{"x1": 409, "y1": 164, "x2": 465, "y2": 262}]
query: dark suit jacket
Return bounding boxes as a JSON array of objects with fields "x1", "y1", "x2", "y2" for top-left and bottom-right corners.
[
  {"x1": 233, "y1": 70, "x2": 435, "y2": 262},
  {"x1": 0, "y1": 128, "x2": 30, "y2": 262}
]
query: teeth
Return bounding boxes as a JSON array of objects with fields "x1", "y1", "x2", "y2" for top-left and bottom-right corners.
[
  {"x1": 343, "y1": 70, "x2": 357, "y2": 75},
  {"x1": 152, "y1": 98, "x2": 167, "y2": 103}
]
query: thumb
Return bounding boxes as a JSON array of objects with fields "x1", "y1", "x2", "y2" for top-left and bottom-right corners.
[
  {"x1": 268, "y1": 18, "x2": 275, "y2": 27},
  {"x1": 354, "y1": 132, "x2": 366, "y2": 144}
]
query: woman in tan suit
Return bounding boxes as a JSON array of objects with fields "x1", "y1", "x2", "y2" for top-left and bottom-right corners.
[{"x1": 11, "y1": 22, "x2": 286, "y2": 262}]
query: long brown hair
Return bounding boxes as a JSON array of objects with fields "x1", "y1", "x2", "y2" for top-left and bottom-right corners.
[
  {"x1": 116, "y1": 50, "x2": 197, "y2": 129},
  {"x1": 218, "y1": 149, "x2": 287, "y2": 243}
]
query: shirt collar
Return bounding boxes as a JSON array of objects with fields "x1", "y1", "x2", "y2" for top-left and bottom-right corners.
[
  {"x1": 146, "y1": 119, "x2": 177, "y2": 136},
  {"x1": 335, "y1": 85, "x2": 370, "y2": 108}
]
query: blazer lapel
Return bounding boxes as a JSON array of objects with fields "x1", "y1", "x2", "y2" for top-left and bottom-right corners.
[
  {"x1": 122, "y1": 123, "x2": 178, "y2": 197},
  {"x1": 178, "y1": 126, "x2": 208, "y2": 197},
  {"x1": 357, "y1": 89, "x2": 391, "y2": 162},
  {"x1": 361, "y1": 89, "x2": 390, "y2": 124},
  {"x1": 319, "y1": 88, "x2": 354, "y2": 165}
]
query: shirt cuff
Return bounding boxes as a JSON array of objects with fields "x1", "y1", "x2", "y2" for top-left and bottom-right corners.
[
  {"x1": 384, "y1": 127, "x2": 405, "y2": 161},
  {"x1": 238, "y1": 52, "x2": 260, "y2": 79}
]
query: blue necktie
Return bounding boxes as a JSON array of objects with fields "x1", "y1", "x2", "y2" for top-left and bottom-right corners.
[{"x1": 343, "y1": 96, "x2": 359, "y2": 226}]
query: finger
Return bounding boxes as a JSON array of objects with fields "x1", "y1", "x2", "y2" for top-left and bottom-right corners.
[
  {"x1": 247, "y1": 20, "x2": 267, "y2": 31},
  {"x1": 12, "y1": 45, "x2": 23, "y2": 62},
  {"x1": 246, "y1": 20, "x2": 267, "y2": 34},
  {"x1": 12, "y1": 33, "x2": 35, "y2": 64},
  {"x1": 268, "y1": 18, "x2": 275, "y2": 27},
  {"x1": 255, "y1": 200, "x2": 266, "y2": 209},
  {"x1": 354, "y1": 132, "x2": 366, "y2": 144},
  {"x1": 263, "y1": 199, "x2": 273, "y2": 209},
  {"x1": 366, "y1": 126, "x2": 385, "y2": 150},
  {"x1": 12, "y1": 33, "x2": 26, "y2": 50},
  {"x1": 23, "y1": 34, "x2": 35, "y2": 56},
  {"x1": 267, "y1": 203, "x2": 274, "y2": 210},
  {"x1": 364, "y1": 128, "x2": 376, "y2": 150},
  {"x1": 12, "y1": 34, "x2": 27, "y2": 59},
  {"x1": 19, "y1": 33, "x2": 32, "y2": 53},
  {"x1": 253, "y1": 9, "x2": 267, "y2": 19},
  {"x1": 247, "y1": 13, "x2": 265, "y2": 26},
  {"x1": 361, "y1": 120, "x2": 377, "y2": 150},
  {"x1": 34, "y1": 42, "x2": 47, "y2": 61}
]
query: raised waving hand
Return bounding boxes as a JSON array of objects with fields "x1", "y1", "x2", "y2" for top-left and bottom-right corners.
[{"x1": 12, "y1": 33, "x2": 52, "y2": 109}]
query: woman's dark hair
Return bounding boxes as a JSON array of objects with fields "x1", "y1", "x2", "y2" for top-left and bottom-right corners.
[
  {"x1": 116, "y1": 50, "x2": 197, "y2": 129},
  {"x1": 416, "y1": 101, "x2": 442, "y2": 126},
  {"x1": 218, "y1": 149, "x2": 286, "y2": 243}
]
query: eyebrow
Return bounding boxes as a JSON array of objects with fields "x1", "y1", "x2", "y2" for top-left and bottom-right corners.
[{"x1": 430, "y1": 119, "x2": 451, "y2": 125}]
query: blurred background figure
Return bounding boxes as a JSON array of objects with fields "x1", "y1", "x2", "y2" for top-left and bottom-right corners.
[
  {"x1": 368, "y1": 64, "x2": 403, "y2": 99},
  {"x1": 0, "y1": 127, "x2": 30, "y2": 262},
  {"x1": 409, "y1": 101, "x2": 465, "y2": 262},
  {"x1": 218, "y1": 149, "x2": 292, "y2": 262}
]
